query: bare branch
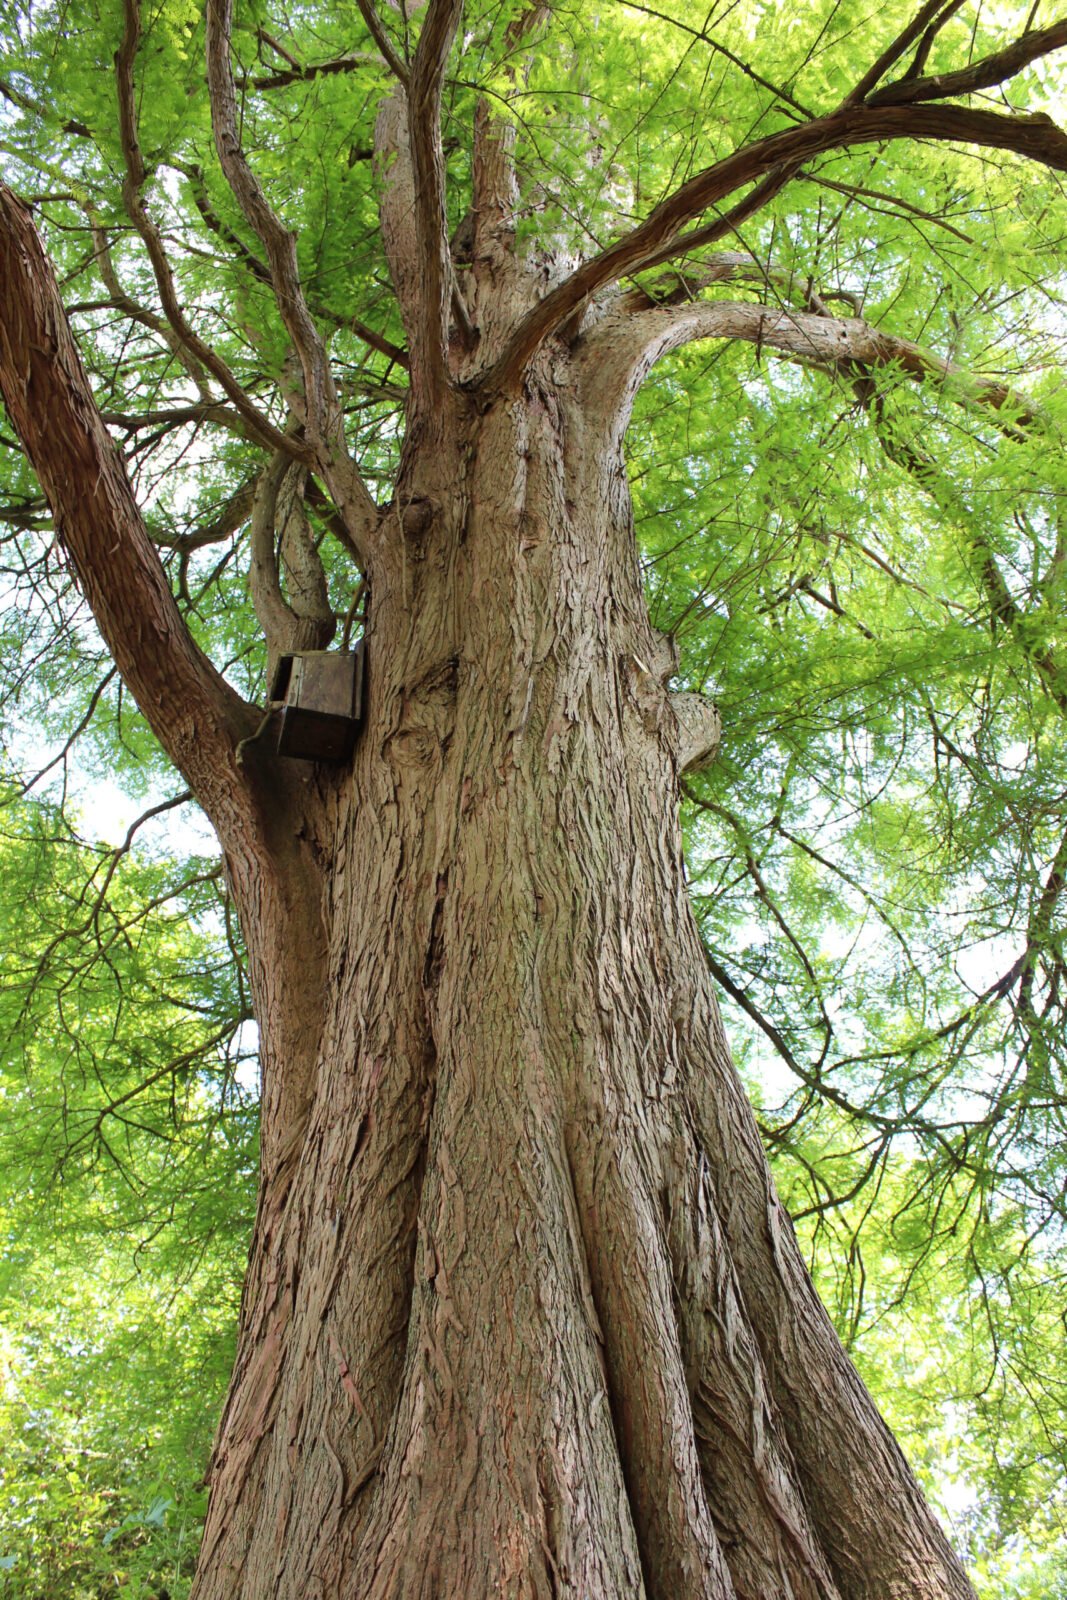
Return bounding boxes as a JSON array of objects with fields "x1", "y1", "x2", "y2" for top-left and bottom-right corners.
[
  {"x1": 113, "y1": 0, "x2": 302, "y2": 460},
  {"x1": 204, "y1": 0, "x2": 381, "y2": 558},
  {"x1": 480, "y1": 101, "x2": 1067, "y2": 395}
]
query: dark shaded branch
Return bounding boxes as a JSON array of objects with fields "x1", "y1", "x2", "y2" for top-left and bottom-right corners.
[
  {"x1": 844, "y1": 0, "x2": 967, "y2": 107},
  {"x1": 806, "y1": 174, "x2": 976, "y2": 243},
  {"x1": 81, "y1": 790, "x2": 195, "y2": 939},
  {"x1": 0, "y1": 183, "x2": 255, "y2": 816},
  {"x1": 621, "y1": 164, "x2": 799, "y2": 280},
  {"x1": 0, "y1": 76, "x2": 93, "y2": 138},
  {"x1": 18, "y1": 669, "x2": 118, "y2": 796},
  {"x1": 355, "y1": 0, "x2": 410, "y2": 85},
  {"x1": 240, "y1": 53, "x2": 379, "y2": 92},
  {"x1": 867, "y1": 17, "x2": 1067, "y2": 107},
  {"x1": 88, "y1": 217, "x2": 211, "y2": 396}
]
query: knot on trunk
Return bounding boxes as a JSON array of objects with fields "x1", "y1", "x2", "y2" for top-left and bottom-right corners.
[
  {"x1": 670, "y1": 691, "x2": 721, "y2": 773},
  {"x1": 400, "y1": 495, "x2": 436, "y2": 549}
]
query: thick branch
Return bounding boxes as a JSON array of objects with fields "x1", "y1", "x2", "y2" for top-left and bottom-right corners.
[
  {"x1": 866, "y1": 17, "x2": 1067, "y2": 107},
  {"x1": 407, "y1": 0, "x2": 465, "y2": 412},
  {"x1": 621, "y1": 163, "x2": 799, "y2": 280},
  {"x1": 480, "y1": 102, "x2": 1067, "y2": 394},
  {"x1": 0, "y1": 183, "x2": 252, "y2": 813},
  {"x1": 241, "y1": 52, "x2": 379, "y2": 91},
  {"x1": 249, "y1": 450, "x2": 335, "y2": 676},
  {"x1": 153, "y1": 479, "x2": 256, "y2": 553},
  {"x1": 581, "y1": 298, "x2": 1039, "y2": 445}
]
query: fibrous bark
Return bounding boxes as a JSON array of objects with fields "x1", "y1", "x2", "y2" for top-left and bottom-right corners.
[{"x1": 184, "y1": 364, "x2": 974, "y2": 1599}]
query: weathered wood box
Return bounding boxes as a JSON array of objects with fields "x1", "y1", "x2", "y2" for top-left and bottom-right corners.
[{"x1": 270, "y1": 645, "x2": 364, "y2": 762}]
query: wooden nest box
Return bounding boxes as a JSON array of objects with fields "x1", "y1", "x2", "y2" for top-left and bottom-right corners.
[{"x1": 270, "y1": 645, "x2": 364, "y2": 762}]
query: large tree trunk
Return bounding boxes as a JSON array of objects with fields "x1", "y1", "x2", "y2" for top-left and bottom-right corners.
[{"x1": 194, "y1": 375, "x2": 976, "y2": 1600}]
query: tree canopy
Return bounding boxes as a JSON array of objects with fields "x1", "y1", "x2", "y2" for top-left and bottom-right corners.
[{"x1": 1, "y1": 0, "x2": 1067, "y2": 1592}]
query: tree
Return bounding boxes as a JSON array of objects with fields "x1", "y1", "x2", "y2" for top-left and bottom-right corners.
[{"x1": 1, "y1": 0, "x2": 1066, "y2": 1594}]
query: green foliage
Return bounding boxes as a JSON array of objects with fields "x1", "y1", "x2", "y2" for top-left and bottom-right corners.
[{"x1": 0, "y1": 799, "x2": 252, "y2": 1596}]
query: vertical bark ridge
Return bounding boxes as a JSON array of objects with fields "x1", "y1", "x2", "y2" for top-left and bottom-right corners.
[
  {"x1": 566, "y1": 1118, "x2": 735, "y2": 1599},
  {"x1": 663, "y1": 1118, "x2": 843, "y2": 1600},
  {"x1": 675, "y1": 928, "x2": 977, "y2": 1600}
]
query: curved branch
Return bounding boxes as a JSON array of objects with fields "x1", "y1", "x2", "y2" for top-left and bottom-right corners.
[
  {"x1": 249, "y1": 450, "x2": 335, "y2": 676},
  {"x1": 580, "y1": 297, "x2": 1043, "y2": 445},
  {"x1": 152, "y1": 479, "x2": 256, "y2": 553},
  {"x1": 0, "y1": 183, "x2": 254, "y2": 819},
  {"x1": 113, "y1": 0, "x2": 301, "y2": 460},
  {"x1": 480, "y1": 101, "x2": 1067, "y2": 395},
  {"x1": 204, "y1": 0, "x2": 380, "y2": 559}
]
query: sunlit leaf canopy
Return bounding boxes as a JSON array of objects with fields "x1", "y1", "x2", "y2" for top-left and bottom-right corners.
[{"x1": 1, "y1": 0, "x2": 1066, "y2": 1589}]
